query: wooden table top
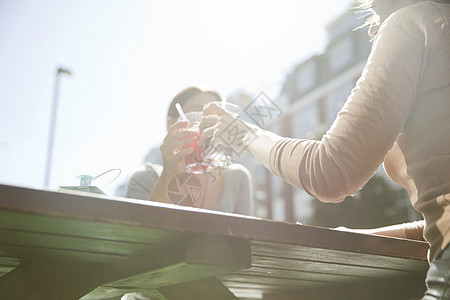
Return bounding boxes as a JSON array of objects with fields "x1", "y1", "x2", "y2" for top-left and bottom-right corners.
[{"x1": 0, "y1": 184, "x2": 429, "y2": 299}]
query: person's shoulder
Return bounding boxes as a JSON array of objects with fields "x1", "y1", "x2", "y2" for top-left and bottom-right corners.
[
  {"x1": 126, "y1": 163, "x2": 162, "y2": 199},
  {"x1": 376, "y1": 1, "x2": 448, "y2": 45},
  {"x1": 387, "y1": 1, "x2": 447, "y2": 29},
  {"x1": 225, "y1": 163, "x2": 252, "y2": 180},
  {"x1": 395, "y1": 1, "x2": 441, "y2": 15},
  {"x1": 130, "y1": 162, "x2": 163, "y2": 179}
]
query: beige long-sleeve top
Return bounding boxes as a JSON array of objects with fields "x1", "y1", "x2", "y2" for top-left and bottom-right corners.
[{"x1": 270, "y1": 1, "x2": 450, "y2": 262}]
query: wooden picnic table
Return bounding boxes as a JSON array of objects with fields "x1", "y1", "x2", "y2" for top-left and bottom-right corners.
[{"x1": 0, "y1": 183, "x2": 429, "y2": 299}]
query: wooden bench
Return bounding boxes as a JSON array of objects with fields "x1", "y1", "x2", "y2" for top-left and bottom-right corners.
[{"x1": 0, "y1": 184, "x2": 429, "y2": 299}]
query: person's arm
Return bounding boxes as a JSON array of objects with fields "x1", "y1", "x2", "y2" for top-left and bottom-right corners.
[
  {"x1": 203, "y1": 8, "x2": 436, "y2": 203},
  {"x1": 149, "y1": 120, "x2": 200, "y2": 204},
  {"x1": 126, "y1": 163, "x2": 174, "y2": 203},
  {"x1": 244, "y1": 127, "x2": 283, "y2": 172},
  {"x1": 147, "y1": 172, "x2": 173, "y2": 203},
  {"x1": 127, "y1": 120, "x2": 198, "y2": 203},
  {"x1": 335, "y1": 220, "x2": 425, "y2": 241},
  {"x1": 126, "y1": 164, "x2": 160, "y2": 200},
  {"x1": 271, "y1": 7, "x2": 447, "y2": 203}
]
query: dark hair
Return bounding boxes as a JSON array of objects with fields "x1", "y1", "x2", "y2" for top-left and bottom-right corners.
[{"x1": 167, "y1": 86, "x2": 221, "y2": 120}]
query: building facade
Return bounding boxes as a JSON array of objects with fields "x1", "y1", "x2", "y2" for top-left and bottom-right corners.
[{"x1": 261, "y1": 8, "x2": 373, "y2": 222}]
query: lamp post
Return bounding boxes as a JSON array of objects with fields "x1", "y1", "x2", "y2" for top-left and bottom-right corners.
[{"x1": 44, "y1": 66, "x2": 72, "y2": 187}]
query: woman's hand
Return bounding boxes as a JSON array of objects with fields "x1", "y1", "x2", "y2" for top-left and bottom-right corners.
[
  {"x1": 159, "y1": 120, "x2": 197, "y2": 178},
  {"x1": 199, "y1": 102, "x2": 256, "y2": 154}
]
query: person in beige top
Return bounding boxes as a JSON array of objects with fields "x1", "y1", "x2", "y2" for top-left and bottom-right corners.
[{"x1": 200, "y1": 0, "x2": 450, "y2": 298}]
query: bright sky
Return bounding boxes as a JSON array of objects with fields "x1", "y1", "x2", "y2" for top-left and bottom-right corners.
[{"x1": 0, "y1": 0, "x2": 353, "y2": 195}]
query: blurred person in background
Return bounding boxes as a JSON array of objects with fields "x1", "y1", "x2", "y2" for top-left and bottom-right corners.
[{"x1": 126, "y1": 86, "x2": 253, "y2": 214}]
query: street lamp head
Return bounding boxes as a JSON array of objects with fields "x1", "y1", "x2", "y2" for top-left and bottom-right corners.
[{"x1": 57, "y1": 67, "x2": 72, "y2": 76}]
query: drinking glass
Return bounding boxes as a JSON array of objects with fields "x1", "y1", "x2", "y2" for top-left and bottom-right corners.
[
  {"x1": 202, "y1": 102, "x2": 242, "y2": 168},
  {"x1": 178, "y1": 111, "x2": 213, "y2": 174}
]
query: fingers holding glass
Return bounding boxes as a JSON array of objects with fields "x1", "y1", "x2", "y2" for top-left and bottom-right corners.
[
  {"x1": 166, "y1": 120, "x2": 188, "y2": 138},
  {"x1": 160, "y1": 124, "x2": 199, "y2": 176},
  {"x1": 177, "y1": 111, "x2": 213, "y2": 174},
  {"x1": 203, "y1": 102, "x2": 227, "y2": 116},
  {"x1": 200, "y1": 102, "x2": 250, "y2": 168}
]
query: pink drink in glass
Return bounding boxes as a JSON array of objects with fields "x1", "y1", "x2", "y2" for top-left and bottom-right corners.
[{"x1": 178, "y1": 112, "x2": 212, "y2": 174}]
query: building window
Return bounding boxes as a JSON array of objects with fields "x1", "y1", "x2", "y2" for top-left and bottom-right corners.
[
  {"x1": 296, "y1": 61, "x2": 316, "y2": 94},
  {"x1": 325, "y1": 81, "x2": 354, "y2": 123},
  {"x1": 329, "y1": 37, "x2": 353, "y2": 72},
  {"x1": 293, "y1": 101, "x2": 319, "y2": 138}
]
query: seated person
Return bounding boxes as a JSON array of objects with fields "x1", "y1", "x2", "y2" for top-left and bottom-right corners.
[{"x1": 126, "y1": 86, "x2": 253, "y2": 215}]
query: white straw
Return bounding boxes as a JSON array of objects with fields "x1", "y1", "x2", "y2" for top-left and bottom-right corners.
[
  {"x1": 221, "y1": 92, "x2": 227, "y2": 108},
  {"x1": 175, "y1": 103, "x2": 187, "y2": 121}
]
